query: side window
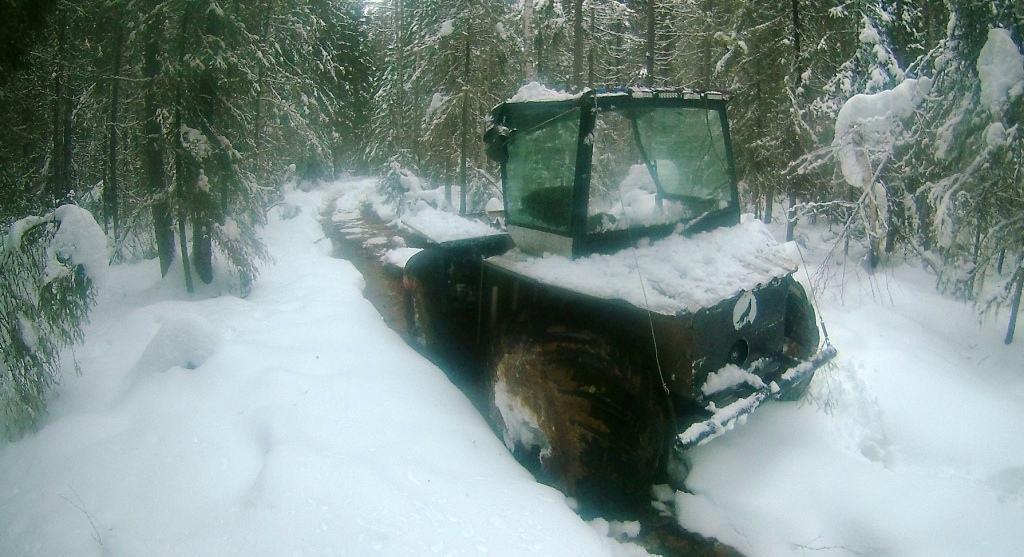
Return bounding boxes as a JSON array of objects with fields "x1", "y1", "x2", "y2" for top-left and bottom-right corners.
[{"x1": 504, "y1": 108, "x2": 580, "y2": 232}]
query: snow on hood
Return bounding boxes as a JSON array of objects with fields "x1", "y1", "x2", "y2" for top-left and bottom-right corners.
[
  {"x1": 399, "y1": 205, "x2": 505, "y2": 245},
  {"x1": 488, "y1": 217, "x2": 798, "y2": 316}
]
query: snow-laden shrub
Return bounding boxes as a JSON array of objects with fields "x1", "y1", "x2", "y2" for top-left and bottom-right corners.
[
  {"x1": 378, "y1": 155, "x2": 426, "y2": 210},
  {"x1": 1, "y1": 205, "x2": 106, "y2": 439}
]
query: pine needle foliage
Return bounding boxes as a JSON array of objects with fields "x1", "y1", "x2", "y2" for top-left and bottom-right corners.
[{"x1": 1, "y1": 211, "x2": 97, "y2": 440}]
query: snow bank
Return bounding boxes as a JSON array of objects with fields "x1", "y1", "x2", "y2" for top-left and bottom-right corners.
[
  {"x1": 130, "y1": 313, "x2": 222, "y2": 375},
  {"x1": 977, "y1": 28, "x2": 1024, "y2": 114},
  {"x1": 0, "y1": 179, "x2": 651, "y2": 557},
  {"x1": 488, "y1": 217, "x2": 797, "y2": 315}
]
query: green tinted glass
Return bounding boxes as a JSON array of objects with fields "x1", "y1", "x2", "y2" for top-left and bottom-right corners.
[
  {"x1": 504, "y1": 108, "x2": 580, "y2": 232},
  {"x1": 633, "y1": 107, "x2": 732, "y2": 204}
]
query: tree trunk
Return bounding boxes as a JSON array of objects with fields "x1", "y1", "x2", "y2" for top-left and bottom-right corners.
[
  {"x1": 701, "y1": 0, "x2": 714, "y2": 88},
  {"x1": 571, "y1": 0, "x2": 585, "y2": 89},
  {"x1": 884, "y1": 198, "x2": 896, "y2": 255},
  {"x1": 189, "y1": 5, "x2": 224, "y2": 285},
  {"x1": 192, "y1": 219, "x2": 213, "y2": 284},
  {"x1": 1006, "y1": 274, "x2": 1022, "y2": 345},
  {"x1": 587, "y1": 5, "x2": 595, "y2": 88},
  {"x1": 59, "y1": 9, "x2": 73, "y2": 202},
  {"x1": 177, "y1": 211, "x2": 194, "y2": 294},
  {"x1": 253, "y1": 0, "x2": 271, "y2": 185},
  {"x1": 916, "y1": 190, "x2": 931, "y2": 251},
  {"x1": 50, "y1": 5, "x2": 70, "y2": 203},
  {"x1": 792, "y1": 0, "x2": 801, "y2": 60},
  {"x1": 782, "y1": 0, "x2": 801, "y2": 237},
  {"x1": 459, "y1": 33, "x2": 471, "y2": 216},
  {"x1": 394, "y1": 0, "x2": 408, "y2": 150},
  {"x1": 174, "y1": 5, "x2": 194, "y2": 292},
  {"x1": 786, "y1": 191, "x2": 797, "y2": 242},
  {"x1": 523, "y1": 0, "x2": 535, "y2": 80},
  {"x1": 143, "y1": 8, "x2": 175, "y2": 276},
  {"x1": 645, "y1": 0, "x2": 656, "y2": 87},
  {"x1": 105, "y1": 8, "x2": 124, "y2": 239}
]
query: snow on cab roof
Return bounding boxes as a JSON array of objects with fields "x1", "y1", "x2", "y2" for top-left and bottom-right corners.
[
  {"x1": 487, "y1": 217, "x2": 798, "y2": 316},
  {"x1": 506, "y1": 81, "x2": 578, "y2": 103},
  {"x1": 504, "y1": 82, "x2": 731, "y2": 104}
]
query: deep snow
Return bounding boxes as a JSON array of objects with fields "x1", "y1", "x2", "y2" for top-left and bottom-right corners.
[
  {"x1": 674, "y1": 221, "x2": 1024, "y2": 556},
  {"x1": 1, "y1": 177, "x2": 1022, "y2": 557},
  {"x1": 0, "y1": 179, "x2": 653, "y2": 557}
]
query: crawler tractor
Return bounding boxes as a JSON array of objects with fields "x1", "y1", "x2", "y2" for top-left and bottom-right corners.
[{"x1": 402, "y1": 87, "x2": 835, "y2": 514}]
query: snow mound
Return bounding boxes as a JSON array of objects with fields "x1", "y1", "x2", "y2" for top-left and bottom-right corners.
[
  {"x1": 381, "y1": 247, "x2": 422, "y2": 269},
  {"x1": 977, "y1": 28, "x2": 1024, "y2": 114},
  {"x1": 131, "y1": 314, "x2": 222, "y2": 374},
  {"x1": 508, "y1": 81, "x2": 577, "y2": 103},
  {"x1": 4, "y1": 205, "x2": 109, "y2": 283},
  {"x1": 47, "y1": 205, "x2": 109, "y2": 281},
  {"x1": 0, "y1": 179, "x2": 653, "y2": 557}
]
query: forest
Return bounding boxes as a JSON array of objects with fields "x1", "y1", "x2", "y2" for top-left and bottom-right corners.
[{"x1": 1, "y1": 0, "x2": 1022, "y2": 437}]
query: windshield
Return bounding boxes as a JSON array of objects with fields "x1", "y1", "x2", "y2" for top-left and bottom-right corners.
[
  {"x1": 588, "y1": 106, "x2": 733, "y2": 233},
  {"x1": 490, "y1": 93, "x2": 738, "y2": 242},
  {"x1": 634, "y1": 107, "x2": 732, "y2": 202}
]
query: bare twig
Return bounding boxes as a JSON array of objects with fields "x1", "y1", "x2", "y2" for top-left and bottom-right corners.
[
  {"x1": 794, "y1": 535, "x2": 869, "y2": 556},
  {"x1": 60, "y1": 486, "x2": 106, "y2": 549}
]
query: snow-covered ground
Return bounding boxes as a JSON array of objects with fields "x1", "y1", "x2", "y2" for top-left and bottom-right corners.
[
  {"x1": 676, "y1": 222, "x2": 1024, "y2": 556},
  {"x1": 1, "y1": 177, "x2": 1022, "y2": 556},
  {"x1": 0, "y1": 179, "x2": 652, "y2": 557}
]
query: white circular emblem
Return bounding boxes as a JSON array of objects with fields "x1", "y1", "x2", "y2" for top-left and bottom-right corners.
[{"x1": 733, "y1": 291, "x2": 757, "y2": 330}]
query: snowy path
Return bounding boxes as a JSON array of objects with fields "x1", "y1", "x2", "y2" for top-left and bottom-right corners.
[
  {"x1": 0, "y1": 180, "x2": 651, "y2": 556},
  {"x1": 3, "y1": 178, "x2": 1022, "y2": 557}
]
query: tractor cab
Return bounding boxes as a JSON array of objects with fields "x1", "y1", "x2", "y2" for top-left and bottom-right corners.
[
  {"x1": 403, "y1": 85, "x2": 835, "y2": 514},
  {"x1": 485, "y1": 87, "x2": 740, "y2": 257}
]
